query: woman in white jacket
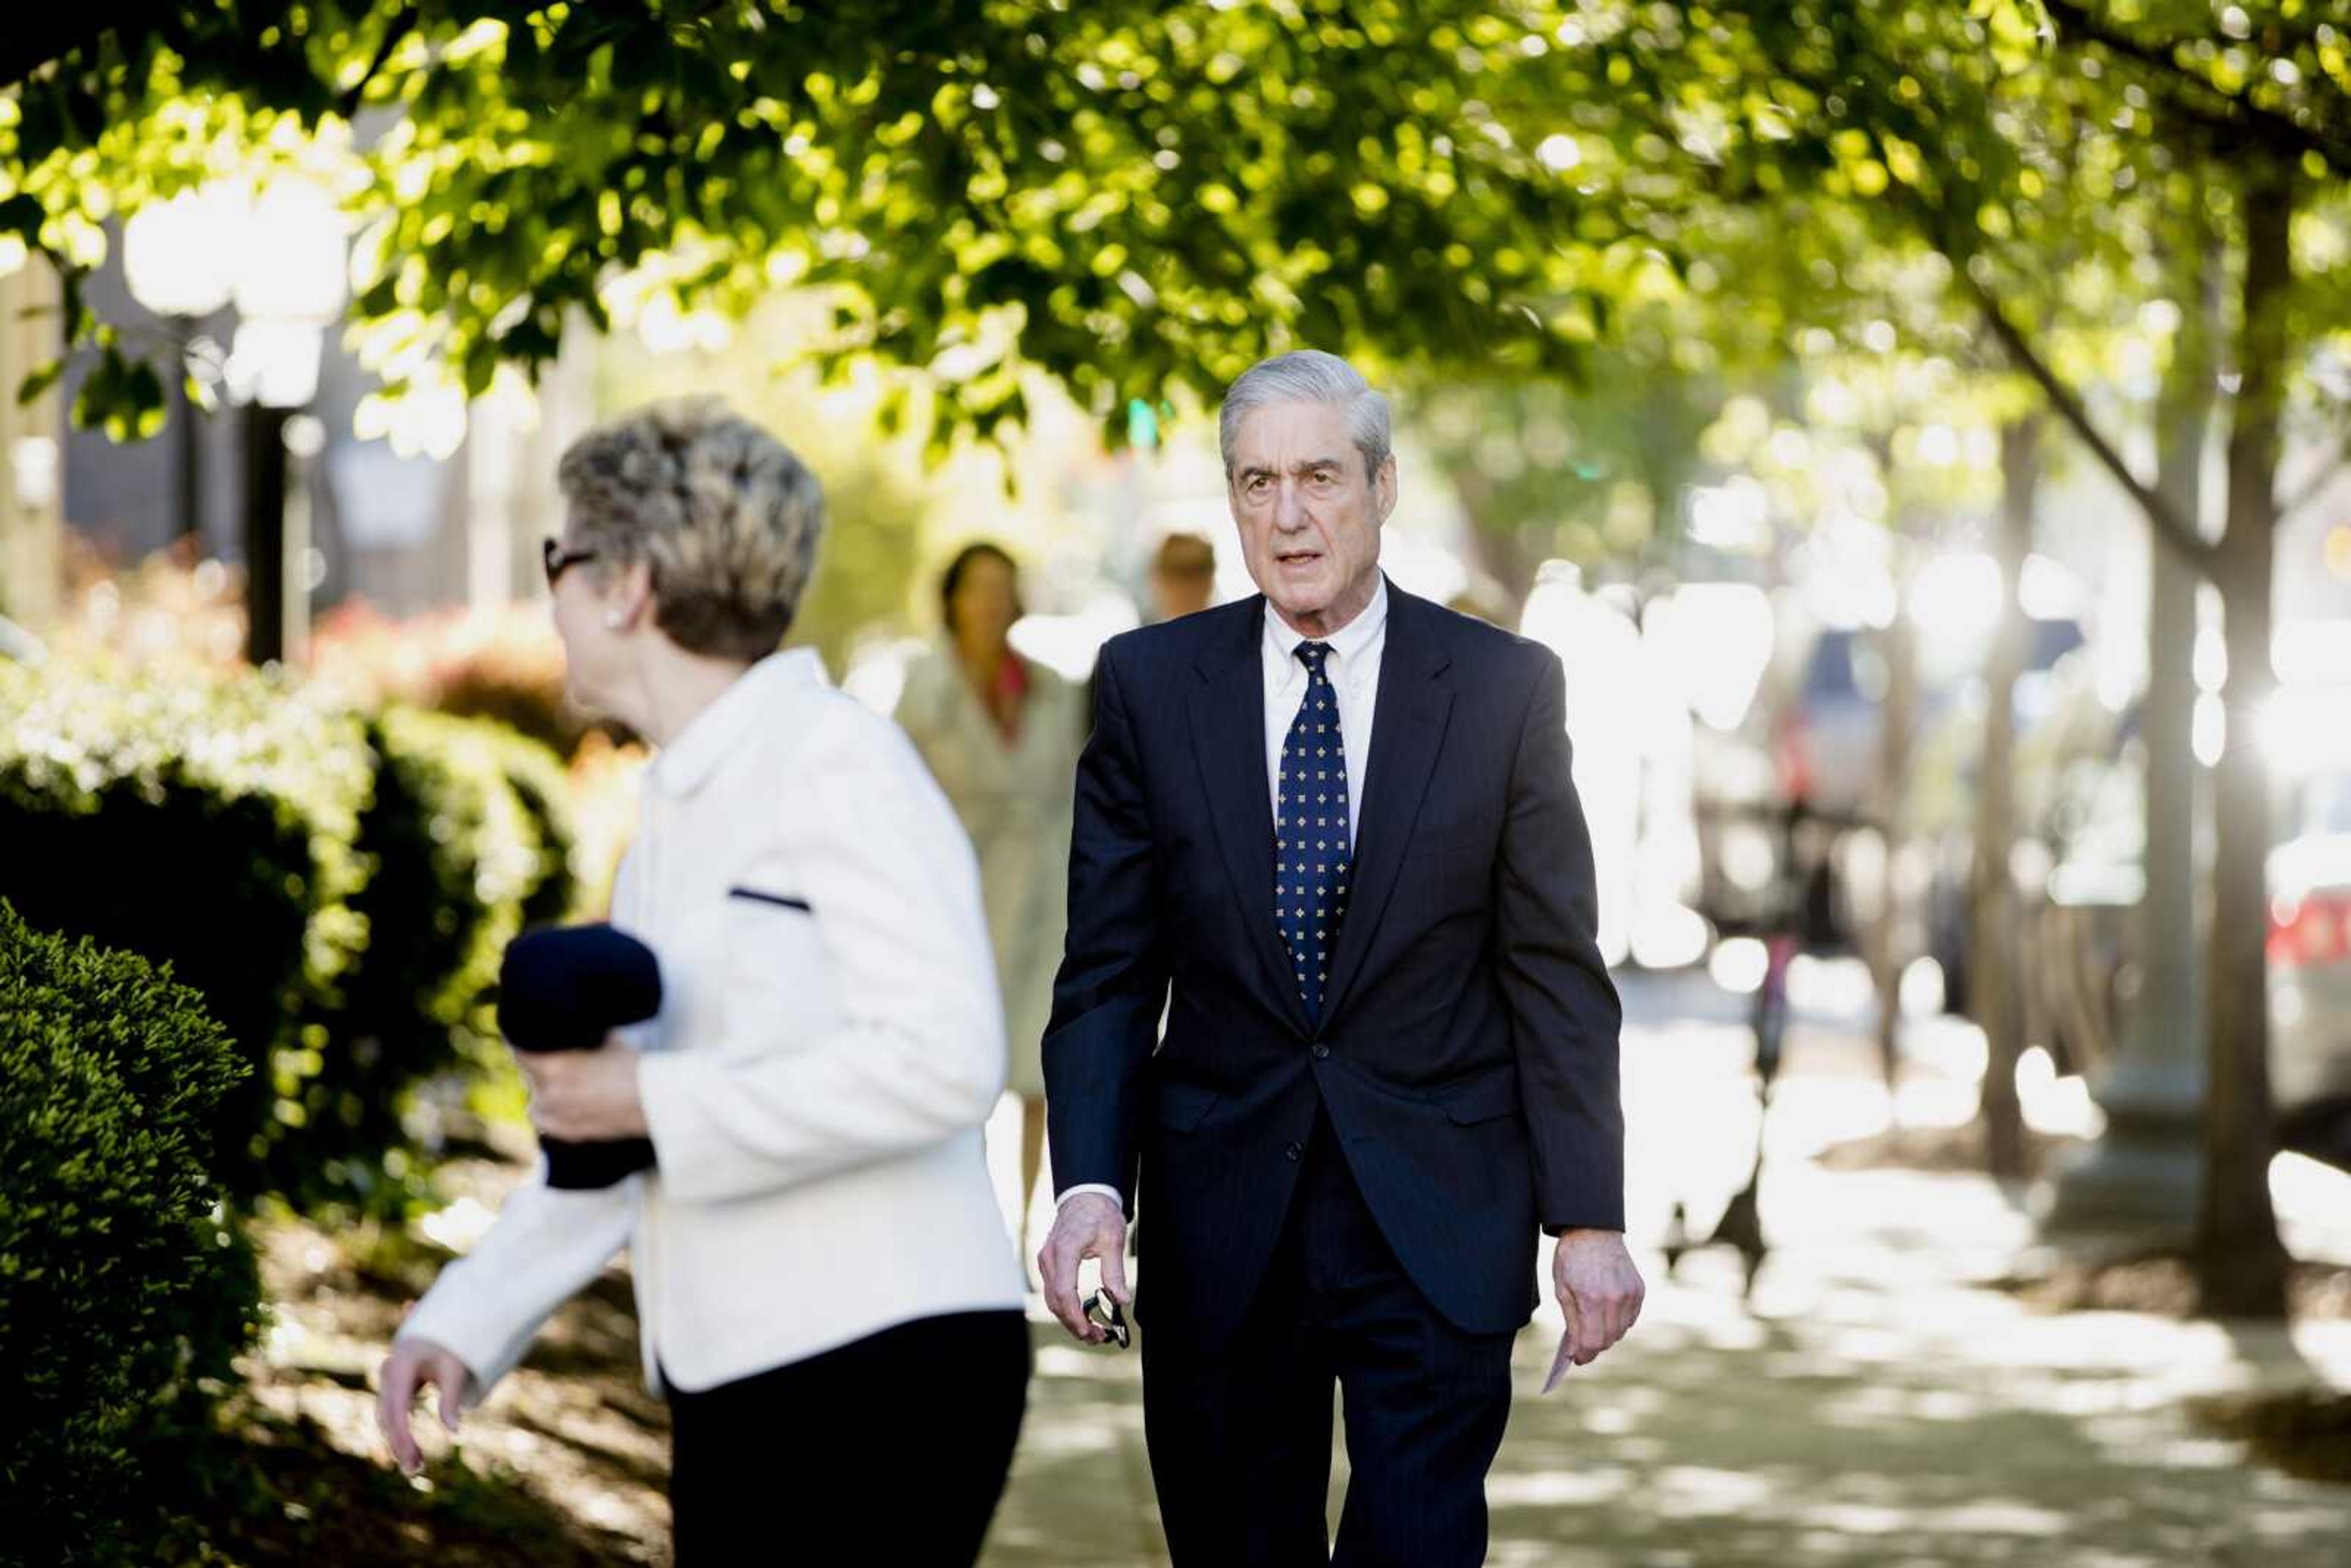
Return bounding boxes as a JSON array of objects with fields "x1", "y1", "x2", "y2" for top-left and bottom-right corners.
[{"x1": 377, "y1": 399, "x2": 1030, "y2": 1563}]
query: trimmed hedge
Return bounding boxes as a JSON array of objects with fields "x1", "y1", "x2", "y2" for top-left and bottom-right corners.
[
  {"x1": 0, "y1": 661, "x2": 369, "y2": 1199},
  {"x1": 292, "y1": 708, "x2": 575, "y2": 1209},
  {"x1": 0, "y1": 900, "x2": 263, "y2": 1566},
  {"x1": 473, "y1": 718, "x2": 583, "y2": 933},
  {"x1": 0, "y1": 663, "x2": 579, "y2": 1214}
]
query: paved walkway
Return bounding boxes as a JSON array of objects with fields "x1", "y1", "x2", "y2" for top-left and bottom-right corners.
[{"x1": 978, "y1": 966, "x2": 2351, "y2": 1566}]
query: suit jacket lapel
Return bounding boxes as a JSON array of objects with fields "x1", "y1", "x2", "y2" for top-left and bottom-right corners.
[
  {"x1": 1321, "y1": 585, "x2": 1453, "y2": 1026},
  {"x1": 1187, "y1": 599, "x2": 1313, "y2": 1032}
]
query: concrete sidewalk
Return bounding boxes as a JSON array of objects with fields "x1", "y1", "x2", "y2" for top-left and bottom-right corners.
[{"x1": 980, "y1": 967, "x2": 2351, "y2": 1566}]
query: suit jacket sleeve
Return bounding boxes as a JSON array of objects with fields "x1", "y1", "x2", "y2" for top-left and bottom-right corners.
[
  {"x1": 1496, "y1": 649, "x2": 1627, "y2": 1233},
  {"x1": 1041, "y1": 642, "x2": 1169, "y2": 1214},
  {"x1": 635, "y1": 705, "x2": 1009, "y2": 1202}
]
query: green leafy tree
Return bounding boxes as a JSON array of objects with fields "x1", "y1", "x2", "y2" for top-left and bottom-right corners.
[
  {"x1": 1616, "y1": 0, "x2": 2351, "y2": 1315},
  {"x1": 3, "y1": 2, "x2": 1648, "y2": 447}
]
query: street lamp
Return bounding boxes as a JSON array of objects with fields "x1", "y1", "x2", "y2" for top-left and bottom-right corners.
[
  {"x1": 121, "y1": 187, "x2": 239, "y2": 547},
  {"x1": 221, "y1": 178, "x2": 348, "y2": 667}
]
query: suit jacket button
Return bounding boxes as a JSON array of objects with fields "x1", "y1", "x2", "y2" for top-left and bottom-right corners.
[
  {"x1": 1285, "y1": 1142, "x2": 1303, "y2": 1161},
  {"x1": 1311, "y1": 1043, "x2": 1330, "y2": 1059}
]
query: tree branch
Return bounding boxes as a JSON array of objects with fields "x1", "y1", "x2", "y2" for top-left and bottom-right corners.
[
  {"x1": 0, "y1": 12, "x2": 132, "y2": 89},
  {"x1": 2277, "y1": 440, "x2": 2346, "y2": 523},
  {"x1": 336, "y1": 9, "x2": 419, "y2": 119},
  {"x1": 1817, "y1": 74, "x2": 2223, "y2": 580},
  {"x1": 1959, "y1": 264, "x2": 2216, "y2": 578},
  {"x1": 2039, "y1": 0, "x2": 2351, "y2": 177}
]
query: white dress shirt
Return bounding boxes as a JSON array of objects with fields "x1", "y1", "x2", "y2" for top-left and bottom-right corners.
[
  {"x1": 400, "y1": 649, "x2": 1026, "y2": 1397},
  {"x1": 1259, "y1": 573, "x2": 1386, "y2": 849},
  {"x1": 1057, "y1": 576, "x2": 1390, "y2": 1212}
]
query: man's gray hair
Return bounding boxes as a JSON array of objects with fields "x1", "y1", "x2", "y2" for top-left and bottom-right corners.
[{"x1": 1218, "y1": 350, "x2": 1392, "y2": 482}]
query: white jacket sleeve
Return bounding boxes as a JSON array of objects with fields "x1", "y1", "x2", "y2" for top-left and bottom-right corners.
[
  {"x1": 636, "y1": 704, "x2": 1008, "y2": 1202},
  {"x1": 393, "y1": 845, "x2": 647, "y2": 1397},
  {"x1": 394, "y1": 1168, "x2": 640, "y2": 1398}
]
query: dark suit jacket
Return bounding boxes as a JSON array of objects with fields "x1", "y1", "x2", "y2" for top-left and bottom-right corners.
[{"x1": 1043, "y1": 578, "x2": 1623, "y2": 1350}]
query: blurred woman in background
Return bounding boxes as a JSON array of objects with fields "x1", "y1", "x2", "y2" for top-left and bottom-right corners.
[{"x1": 896, "y1": 542, "x2": 1087, "y2": 1266}]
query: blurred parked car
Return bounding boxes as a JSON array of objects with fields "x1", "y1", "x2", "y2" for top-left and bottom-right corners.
[
  {"x1": 1724, "y1": 604, "x2": 2085, "y2": 956},
  {"x1": 2020, "y1": 727, "x2": 2351, "y2": 1170},
  {"x1": 2270, "y1": 767, "x2": 2351, "y2": 1162}
]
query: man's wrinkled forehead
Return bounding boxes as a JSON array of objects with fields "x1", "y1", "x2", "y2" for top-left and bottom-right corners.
[{"x1": 1224, "y1": 401, "x2": 1355, "y2": 478}]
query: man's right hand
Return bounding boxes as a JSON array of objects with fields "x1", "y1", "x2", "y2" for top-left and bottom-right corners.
[
  {"x1": 1038, "y1": 1191, "x2": 1130, "y2": 1344},
  {"x1": 377, "y1": 1335, "x2": 474, "y2": 1476}
]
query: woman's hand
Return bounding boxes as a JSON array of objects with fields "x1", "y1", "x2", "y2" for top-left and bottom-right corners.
[
  {"x1": 520, "y1": 1037, "x2": 648, "y2": 1141},
  {"x1": 377, "y1": 1335, "x2": 473, "y2": 1476}
]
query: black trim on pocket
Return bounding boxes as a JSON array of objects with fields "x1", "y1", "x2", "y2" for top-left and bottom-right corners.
[
  {"x1": 1433, "y1": 1065, "x2": 1521, "y2": 1125},
  {"x1": 729, "y1": 887, "x2": 812, "y2": 913}
]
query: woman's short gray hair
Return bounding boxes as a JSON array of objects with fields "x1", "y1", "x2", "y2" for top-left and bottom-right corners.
[
  {"x1": 1218, "y1": 350, "x2": 1392, "y2": 482},
  {"x1": 556, "y1": 398, "x2": 825, "y2": 662}
]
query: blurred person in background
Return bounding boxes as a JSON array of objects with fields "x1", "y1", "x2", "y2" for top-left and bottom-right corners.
[
  {"x1": 1446, "y1": 576, "x2": 1516, "y2": 629},
  {"x1": 1148, "y1": 530, "x2": 1220, "y2": 623},
  {"x1": 377, "y1": 399, "x2": 1029, "y2": 1564},
  {"x1": 897, "y1": 542, "x2": 1089, "y2": 1266}
]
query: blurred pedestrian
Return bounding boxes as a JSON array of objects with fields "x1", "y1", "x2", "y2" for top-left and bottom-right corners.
[
  {"x1": 1445, "y1": 571, "x2": 1517, "y2": 629},
  {"x1": 896, "y1": 542, "x2": 1087, "y2": 1267},
  {"x1": 377, "y1": 399, "x2": 1028, "y2": 1565},
  {"x1": 1038, "y1": 350, "x2": 1642, "y2": 1566},
  {"x1": 1147, "y1": 530, "x2": 1219, "y2": 623}
]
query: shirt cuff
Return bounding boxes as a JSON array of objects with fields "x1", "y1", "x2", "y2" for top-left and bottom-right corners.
[{"x1": 1056, "y1": 1182, "x2": 1126, "y2": 1210}]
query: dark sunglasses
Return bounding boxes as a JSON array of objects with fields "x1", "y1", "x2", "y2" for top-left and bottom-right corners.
[
  {"x1": 542, "y1": 538, "x2": 599, "y2": 588},
  {"x1": 1080, "y1": 1290, "x2": 1130, "y2": 1350}
]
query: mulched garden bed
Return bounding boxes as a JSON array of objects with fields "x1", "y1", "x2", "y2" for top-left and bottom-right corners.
[{"x1": 195, "y1": 1152, "x2": 674, "y2": 1566}]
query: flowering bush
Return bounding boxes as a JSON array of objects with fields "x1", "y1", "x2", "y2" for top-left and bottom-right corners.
[{"x1": 311, "y1": 599, "x2": 619, "y2": 758}]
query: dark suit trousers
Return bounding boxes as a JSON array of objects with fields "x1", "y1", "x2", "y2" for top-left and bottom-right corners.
[
  {"x1": 662, "y1": 1310, "x2": 1029, "y2": 1566},
  {"x1": 1141, "y1": 1105, "x2": 1517, "y2": 1567}
]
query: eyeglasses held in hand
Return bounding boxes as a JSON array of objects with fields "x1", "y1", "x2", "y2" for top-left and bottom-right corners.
[
  {"x1": 1080, "y1": 1290, "x2": 1130, "y2": 1350},
  {"x1": 542, "y1": 538, "x2": 598, "y2": 588}
]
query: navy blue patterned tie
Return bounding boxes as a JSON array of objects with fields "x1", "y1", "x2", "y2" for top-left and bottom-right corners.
[{"x1": 1275, "y1": 642, "x2": 1350, "y2": 1024}]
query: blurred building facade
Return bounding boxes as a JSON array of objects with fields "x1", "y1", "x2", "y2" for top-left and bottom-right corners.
[{"x1": 50, "y1": 230, "x2": 597, "y2": 629}]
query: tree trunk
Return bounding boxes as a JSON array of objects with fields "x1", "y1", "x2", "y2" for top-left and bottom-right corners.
[
  {"x1": 1446, "y1": 465, "x2": 1540, "y2": 610},
  {"x1": 1974, "y1": 415, "x2": 2042, "y2": 1180},
  {"x1": 2195, "y1": 157, "x2": 2292, "y2": 1318},
  {"x1": 2042, "y1": 214, "x2": 2215, "y2": 1224},
  {"x1": 1864, "y1": 449, "x2": 1918, "y2": 1100}
]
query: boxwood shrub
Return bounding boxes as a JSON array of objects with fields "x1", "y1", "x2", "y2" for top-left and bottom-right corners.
[
  {"x1": 0, "y1": 661, "x2": 369, "y2": 1200},
  {"x1": 0, "y1": 900, "x2": 263, "y2": 1566},
  {"x1": 288, "y1": 708, "x2": 550, "y2": 1208},
  {"x1": 0, "y1": 664, "x2": 580, "y2": 1215}
]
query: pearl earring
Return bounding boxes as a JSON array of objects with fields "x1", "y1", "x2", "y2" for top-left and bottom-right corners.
[{"x1": 604, "y1": 610, "x2": 624, "y2": 630}]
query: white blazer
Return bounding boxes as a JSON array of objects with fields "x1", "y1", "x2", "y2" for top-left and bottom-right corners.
[{"x1": 399, "y1": 648, "x2": 1027, "y2": 1398}]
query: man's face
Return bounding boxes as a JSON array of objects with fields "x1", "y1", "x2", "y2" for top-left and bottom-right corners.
[{"x1": 1226, "y1": 400, "x2": 1393, "y2": 634}]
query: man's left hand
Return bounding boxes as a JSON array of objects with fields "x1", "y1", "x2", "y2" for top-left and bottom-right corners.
[
  {"x1": 520, "y1": 1038, "x2": 648, "y2": 1142},
  {"x1": 1545, "y1": 1228, "x2": 1644, "y2": 1392}
]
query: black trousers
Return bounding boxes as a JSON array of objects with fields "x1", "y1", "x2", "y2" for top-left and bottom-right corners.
[
  {"x1": 1141, "y1": 1105, "x2": 1518, "y2": 1567},
  {"x1": 662, "y1": 1309, "x2": 1030, "y2": 1566}
]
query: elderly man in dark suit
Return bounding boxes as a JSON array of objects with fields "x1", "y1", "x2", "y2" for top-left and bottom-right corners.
[{"x1": 1039, "y1": 350, "x2": 1643, "y2": 1566}]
